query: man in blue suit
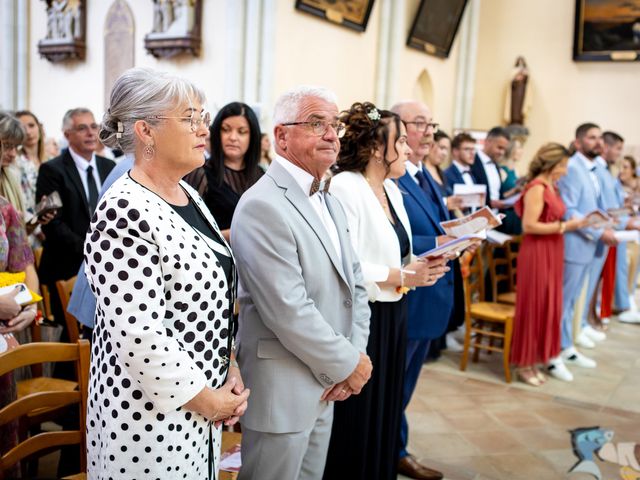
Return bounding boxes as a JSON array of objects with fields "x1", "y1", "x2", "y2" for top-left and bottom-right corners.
[
  {"x1": 391, "y1": 100, "x2": 455, "y2": 480},
  {"x1": 444, "y1": 133, "x2": 479, "y2": 190},
  {"x1": 553, "y1": 123, "x2": 617, "y2": 382}
]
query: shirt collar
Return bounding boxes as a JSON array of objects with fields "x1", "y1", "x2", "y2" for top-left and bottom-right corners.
[
  {"x1": 595, "y1": 156, "x2": 607, "y2": 168},
  {"x1": 477, "y1": 149, "x2": 492, "y2": 165},
  {"x1": 274, "y1": 155, "x2": 320, "y2": 196},
  {"x1": 452, "y1": 159, "x2": 471, "y2": 173},
  {"x1": 405, "y1": 160, "x2": 421, "y2": 178},
  {"x1": 574, "y1": 151, "x2": 596, "y2": 171},
  {"x1": 68, "y1": 147, "x2": 97, "y2": 172}
]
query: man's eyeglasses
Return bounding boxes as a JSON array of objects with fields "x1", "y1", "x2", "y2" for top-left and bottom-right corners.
[
  {"x1": 72, "y1": 123, "x2": 100, "y2": 133},
  {"x1": 147, "y1": 111, "x2": 211, "y2": 133},
  {"x1": 281, "y1": 120, "x2": 346, "y2": 138},
  {"x1": 405, "y1": 121, "x2": 439, "y2": 133}
]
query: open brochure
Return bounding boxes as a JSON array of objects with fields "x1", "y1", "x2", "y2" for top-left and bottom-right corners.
[
  {"x1": 614, "y1": 230, "x2": 640, "y2": 243},
  {"x1": 27, "y1": 191, "x2": 63, "y2": 224},
  {"x1": 452, "y1": 183, "x2": 486, "y2": 209},
  {"x1": 584, "y1": 209, "x2": 614, "y2": 229},
  {"x1": 418, "y1": 232, "x2": 485, "y2": 259},
  {"x1": 607, "y1": 207, "x2": 634, "y2": 218},
  {"x1": 440, "y1": 206, "x2": 503, "y2": 238},
  {"x1": 486, "y1": 230, "x2": 513, "y2": 245},
  {"x1": 501, "y1": 193, "x2": 521, "y2": 208}
]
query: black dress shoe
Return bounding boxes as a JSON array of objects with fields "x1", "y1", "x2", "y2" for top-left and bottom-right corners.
[{"x1": 398, "y1": 454, "x2": 444, "y2": 480}]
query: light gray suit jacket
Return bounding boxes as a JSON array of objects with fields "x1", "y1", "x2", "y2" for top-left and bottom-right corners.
[{"x1": 231, "y1": 160, "x2": 370, "y2": 434}]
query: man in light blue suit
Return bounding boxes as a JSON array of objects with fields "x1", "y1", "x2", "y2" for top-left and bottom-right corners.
[
  {"x1": 67, "y1": 154, "x2": 134, "y2": 331},
  {"x1": 392, "y1": 100, "x2": 456, "y2": 480},
  {"x1": 553, "y1": 123, "x2": 618, "y2": 382}
]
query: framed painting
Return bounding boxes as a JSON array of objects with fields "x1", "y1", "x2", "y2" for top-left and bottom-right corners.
[
  {"x1": 407, "y1": 0, "x2": 468, "y2": 58},
  {"x1": 295, "y1": 0, "x2": 375, "y2": 32},
  {"x1": 573, "y1": 0, "x2": 640, "y2": 61}
]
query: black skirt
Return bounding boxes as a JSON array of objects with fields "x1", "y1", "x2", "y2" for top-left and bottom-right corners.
[{"x1": 323, "y1": 297, "x2": 408, "y2": 480}]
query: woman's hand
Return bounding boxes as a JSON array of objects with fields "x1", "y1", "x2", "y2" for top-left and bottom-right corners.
[
  {"x1": 565, "y1": 217, "x2": 589, "y2": 232},
  {"x1": 0, "y1": 288, "x2": 22, "y2": 320},
  {"x1": 403, "y1": 257, "x2": 450, "y2": 288},
  {"x1": 219, "y1": 365, "x2": 247, "y2": 427},
  {"x1": 184, "y1": 377, "x2": 250, "y2": 426},
  {"x1": 0, "y1": 306, "x2": 37, "y2": 334}
]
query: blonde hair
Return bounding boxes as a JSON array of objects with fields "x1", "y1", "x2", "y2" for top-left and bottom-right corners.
[{"x1": 527, "y1": 142, "x2": 569, "y2": 180}]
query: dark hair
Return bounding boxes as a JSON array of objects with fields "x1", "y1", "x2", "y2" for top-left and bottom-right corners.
[
  {"x1": 208, "y1": 102, "x2": 262, "y2": 187},
  {"x1": 623, "y1": 155, "x2": 637, "y2": 177},
  {"x1": 602, "y1": 130, "x2": 624, "y2": 145},
  {"x1": 575, "y1": 122, "x2": 600, "y2": 139},
  {"x1": 486, "y1": 126, "x2": 511, "y2": 142},
  {"x1": 526, "y1": 142, "x2": 569, "y2": 180},
  {"x1": 434, "y1": 130, "x2": 450, "y2": 143},
  {"x1": 334, "y1": 102, "x2": 403, "y2": 175},
  {"x1": 451, "y1": 132, "x2": 475, "y2": 150}
]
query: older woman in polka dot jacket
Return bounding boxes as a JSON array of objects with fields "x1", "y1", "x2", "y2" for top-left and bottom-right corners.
[{"x1": 84, "y1": 68, "x2": 250, "y2": 480}]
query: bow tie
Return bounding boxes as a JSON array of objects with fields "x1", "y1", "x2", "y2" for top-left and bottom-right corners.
[{"x1": 309, "y1": 177, "x2": 331, "y2": 196}]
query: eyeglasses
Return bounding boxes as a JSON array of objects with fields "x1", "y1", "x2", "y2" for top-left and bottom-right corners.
[
  {"x1": 281, "y1": 120, "x2": 346, "y2": 138},
  {"x1": 147, "y1": 111, "x2": 211, "y2": 133},
  {"x1": 0, "y1": 142, "x2": 21, "y2": 151},
  {"x1": 405, "y1": 121, "x2": 439, "y2": 133},
  {"x1": 72, "y1": 123, "x2": 100, "y2": 133}
]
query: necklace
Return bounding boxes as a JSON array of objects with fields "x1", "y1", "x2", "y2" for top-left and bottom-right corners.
[{"x1": 365, "y1": 175, "x2": 390, "y2": 211}]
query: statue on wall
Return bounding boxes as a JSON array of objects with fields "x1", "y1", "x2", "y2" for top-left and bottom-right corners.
[
  {"x1": 145, "y1": 0, "x2": 202, "y2": 58},
  {"x1": 39, "y1": 0, "x2": 86, "y2": 62},
  {"x1": 503, "y1": 56, "x2": 532, "y2": 126}
]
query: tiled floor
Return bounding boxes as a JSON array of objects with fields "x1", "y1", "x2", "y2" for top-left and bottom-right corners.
[{"x1": 401, "y1": 318, "x2": 640, "y2": 480}]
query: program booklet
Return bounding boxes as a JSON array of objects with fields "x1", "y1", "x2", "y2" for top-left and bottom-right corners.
[
  {"x1": 452, "y1": 183, "x2": 487, "y2": 209},
  {"x1": 584, "y1": 209, "x2": 614, "y2": 229},
  {"x1": 418, "y1": 232, "x2": 485, "y2": 259},
  {"x1": 440, "y1": 206, "x2": 503, "y2": 238}
]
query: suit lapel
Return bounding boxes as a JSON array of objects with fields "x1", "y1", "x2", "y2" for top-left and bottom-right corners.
[
  {"x1": 422, "y1": 167, "x2": 449, "y2": 220},
  {"x1": 62, "y1": 150, "x2": 90, "y2": 214},
  {"x1": 268, "y1": 162, "x2": 350, "y2": 287},
  {"x1": 324, "y1": 194, "x2": 354, "y2": 291},
  {"x1": 96, "y1": 156, "x2": 112, "y2": 182},
  {"x1": 399, "y1": 173, "x2": 444, "y2": 234}
]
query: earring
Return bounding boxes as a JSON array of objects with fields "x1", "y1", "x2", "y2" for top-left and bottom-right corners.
[{"x1": 143, "y1": 144, "x2": 155, "y2": 161}]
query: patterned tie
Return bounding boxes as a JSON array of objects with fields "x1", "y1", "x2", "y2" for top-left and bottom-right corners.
[
  {"x1": 309, "y1": 177, "x2": 331, "y2": 196},
  {"x1": 86, "y1": 165, "x2": 99, "y2": 213}
]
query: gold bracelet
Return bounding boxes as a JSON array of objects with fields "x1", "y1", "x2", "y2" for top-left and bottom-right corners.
[{"x1": 559, "y1": 221, "x2": 566, "y2": 234}]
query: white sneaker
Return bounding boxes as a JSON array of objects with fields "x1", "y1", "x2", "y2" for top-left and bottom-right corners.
[
  {"x1": 547, "y1": 357, "x2": 574, "y2": 382},
  {"x1": 582, "y1": 325, "x2": 606, "y2": 342},
  {"x1": 629, "y1": 295, "x2": 638, "y2": 312},
  {"x1": 618, "y1": 310, "x2": 640, "y2": 324},
  {"x1": 562, "y1": 347, "x2": 597, "y2": 368},
  {"x1": 576, "y1": 330, "x2": 596, "y2": 349},
  {"x1": 445, "y1": 333, "x2": 464, "y2": 352}
]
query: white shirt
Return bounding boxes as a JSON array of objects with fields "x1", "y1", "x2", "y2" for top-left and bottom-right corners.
[
  {"x1": 477, "y1": 150, "x2": 502, "y2": 201},
  {"x1": 405, "y1": 160, "x2": 420, "y2": 185},
  {"x1": 69, "y1": 147, "x2": 102, "y2": 200},
  {"x1": 452, "y1": 160, "x2": 475, "y2": 186},
  {"x1": 576, "y1": 151, "x2": 602, "y2": 198},
  {"x1": 274, "y1": 155, "x2": 342, "y2": 263}
]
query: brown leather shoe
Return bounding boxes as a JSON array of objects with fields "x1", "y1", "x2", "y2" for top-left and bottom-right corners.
[{"x1": 398, "y1": 454, "x2": 444, "y2": 480}]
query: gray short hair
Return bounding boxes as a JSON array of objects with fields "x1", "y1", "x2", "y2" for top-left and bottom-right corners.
[
  {"x1": 0, "y1": 113, "x2": 26, "y2": 145},
  {"x1": 62, "y1": 107, "x2": 94, "y2": 132},
  {"x1": 272, "y1": 85, "x2": 338, "y2": 126},
  {"x1": 100, "y1": 67, "x2": 206, "y2": 153}
]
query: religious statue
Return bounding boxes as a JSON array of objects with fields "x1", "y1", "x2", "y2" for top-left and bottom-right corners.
[
  {"x1": 503, "y1": 56, "x2": 532, "y2": 126},
  {"x1": 39, "y1": 0, "x2": 86, "y2": 62},
  {"x1": 145, "y1": 0, "x2": 202, "y2": 58}
]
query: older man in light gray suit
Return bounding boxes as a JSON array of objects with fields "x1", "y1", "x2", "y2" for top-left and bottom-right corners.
[{"x1": 231, "y1": 86, "x2": 372, "y2": 480}]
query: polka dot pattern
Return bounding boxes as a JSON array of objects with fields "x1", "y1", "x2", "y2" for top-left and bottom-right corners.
[{"x1": 84, "y1": 176, "x2": 233, "y2": 479}]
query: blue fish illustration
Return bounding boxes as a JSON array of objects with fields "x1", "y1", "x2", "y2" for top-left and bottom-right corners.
[{"x1": 569, "y1": 426, "x2": 614, "y2": 479}]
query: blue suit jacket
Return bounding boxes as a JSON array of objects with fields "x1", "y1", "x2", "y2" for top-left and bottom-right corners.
[
  {"x1": 443, "y1": 163, "x2": 466, "y2": 189},
  {"x1": 594, "y1": 159, "x2": 627, "y2": 228},
  {"x1": 399, "y1": 169, "x2": 454, "y2": 340},
  {"x1": 557, "y1": 152, "x2": 606, "y2": 264},
  {"x1": 67, "y1": 156, "x2": 134, "y2": 327}
]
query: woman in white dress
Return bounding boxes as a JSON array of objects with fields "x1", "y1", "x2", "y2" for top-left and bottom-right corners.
[{"x1": 84, "y1": 67, "x2": 249, "y2": 480}]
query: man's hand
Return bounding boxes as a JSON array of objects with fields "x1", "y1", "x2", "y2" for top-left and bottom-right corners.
[
  {"x1": 601, "y1": 228, "x2": 618, "y2": 246},
  {"x1": 445, "y1": 195, "x2": 465, "y2": 210},
  {"x1": 490, "y1": 199, "x2": 508, "y2": 210},
  {"x1": 321, "y1": 380, "x2": 353, "y2": 402},
  {"x1": 344, "y1": 352, "x2": 372, "y2": 395}
]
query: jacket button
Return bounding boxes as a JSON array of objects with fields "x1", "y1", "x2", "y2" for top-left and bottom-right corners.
[{"x1": 343, "y1": 299, "x2": 352, "y2": 308}]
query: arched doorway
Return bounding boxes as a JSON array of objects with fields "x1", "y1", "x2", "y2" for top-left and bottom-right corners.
[{"x1": 411, "y1": 69, "x2": 434, "y2": 109}]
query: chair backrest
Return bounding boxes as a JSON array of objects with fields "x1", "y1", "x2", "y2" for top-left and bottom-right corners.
[
  {"x1": 0, "y1": 340, "x2": 90, "y2": 478},
  {"x1": 33, "y1": 247, "x2": 54, "y2": 323},
  {"x1": 506, "y1": 235, "x2": 521, "y2": 291},
  {"x1": 56, "y1": 276, "x2": 79, "y2": 343},
  {"x1": 463, "y1": 247, "x2": 485, "y2": 307},
  {"x1": 486, "y1": 242, "x2": 511, "y2": 299}
]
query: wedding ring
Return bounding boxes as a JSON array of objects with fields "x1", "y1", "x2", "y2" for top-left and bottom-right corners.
[{"x1": 341, "y1": 388, "x2": 347, "y2": 394}]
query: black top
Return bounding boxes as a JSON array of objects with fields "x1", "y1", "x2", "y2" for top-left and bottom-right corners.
[
  {"x1": 169, "y1": 199, "x2": 233, "y2": 285},
  {"x1": 386, "y1": 192, "x2": 411, "y2": 264}
]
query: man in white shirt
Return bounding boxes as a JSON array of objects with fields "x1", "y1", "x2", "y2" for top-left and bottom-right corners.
[
  {"x1": 470, "y1": 127, "x2": 510, "y2": 209},
  {"x1": 36, "y1": 108, "x2": 116, "y2": 332}
]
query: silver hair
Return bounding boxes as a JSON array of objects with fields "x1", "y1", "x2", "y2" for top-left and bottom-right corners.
[
  {"x1": 389, "y1": 100, "x2": 431, "y2": 118},
  {"x1": 0, "y1": 113, "x2": 26, "y2": 145},
  {"x1": 62, "y1": 107, "x2": 94, "y2": 132},
  {"x1": 100, "y1": 67, "x2": 206, "y2": 153},
  {"x1": 272, "y1": 85, "x2": 338, "y2": 126}
]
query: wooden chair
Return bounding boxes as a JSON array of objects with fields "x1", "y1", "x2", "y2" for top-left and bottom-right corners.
[
  {"x1": 0, "y1": 340, "x2": 90, "y2": 479},
  {"x1": 460, "y1": 247, "x2": 515, "y2": 383},
  {"x1": 33, "y1": 247, "x2": 54, "y2": 323},
  {"x1": 56, "y1": 276, "x2": 80, "y2": 343}
]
